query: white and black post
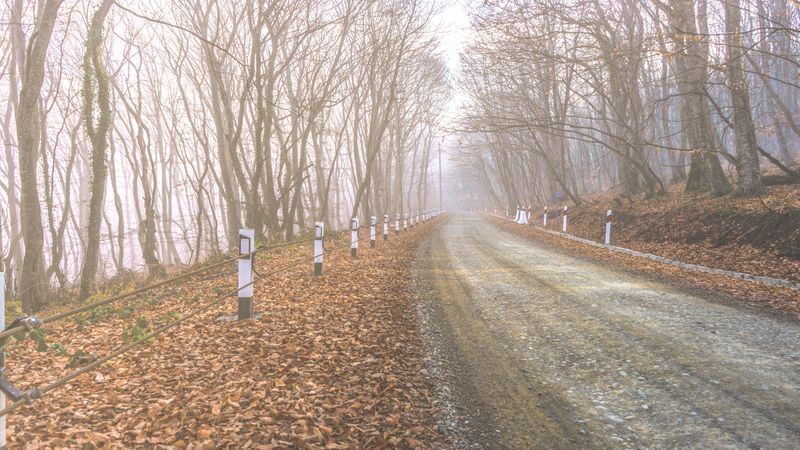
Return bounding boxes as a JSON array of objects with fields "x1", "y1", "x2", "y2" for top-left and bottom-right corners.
[
  {"x1": 517, "y1": 205, "x2": 528, "y2": 225},
  {"x1": 403, "y1": 213, "x2": 408, "y2": 231},
  {"x1": 543, "y1": 206, "x2": 548, "y2": 227},
  {"x1": 238, "y1": 229, "x2": 255, "y2": 320},
  {"x1": 605, "y1": 210, "x2": 612, "y2": 245},
  {"x1": 383, "y1": 215, "x2": 389, "y2": 240},
  {"x1": 314, "y1": 222, "x2": 324, "y2": 276},
  {"x1": 562, "y1": 207, "x2": 568, "y2": 233},
  {"x1": 351, "y1": 218, "x2": 359, "y2": 258},
  {"x1": 395, "y1": 213, "x2": 400, "y2": 235},
  {"x1": 370, "y1": 216, "x2": 377, "y2": 248}
]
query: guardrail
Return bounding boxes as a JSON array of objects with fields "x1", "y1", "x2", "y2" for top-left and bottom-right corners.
[
  {"x1": 484, "y1": 209, "x2": 800, "y2": 291},
  {"x1": 0, "y1": 209, "x2": 445, "y2": 445}
]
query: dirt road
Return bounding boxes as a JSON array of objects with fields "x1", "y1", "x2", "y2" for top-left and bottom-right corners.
[{"x1": 414, "y1": 215, "x2": 800, "y2": 449}]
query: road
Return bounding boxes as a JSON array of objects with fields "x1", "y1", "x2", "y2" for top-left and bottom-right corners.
[{"x1": 414, "y1": 214, "x2": 800, "y2": 449}]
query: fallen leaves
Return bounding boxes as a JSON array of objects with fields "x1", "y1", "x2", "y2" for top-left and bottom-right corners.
[
  {"x1": 539, "y1": 184, "x2": 800, "y2": 281},
  {"x1": 5, "y1": 219, "x2": 447, "y2": 448}
]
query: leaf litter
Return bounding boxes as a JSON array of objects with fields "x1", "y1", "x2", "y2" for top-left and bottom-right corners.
[{"x1": 5, "y1": 219, "x2": 447, "y2": 449}]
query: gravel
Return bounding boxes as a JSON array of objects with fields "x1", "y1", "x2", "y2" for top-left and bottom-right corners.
[{"x1": 414, "y1": 214, "x2": 800, "y2": 449}]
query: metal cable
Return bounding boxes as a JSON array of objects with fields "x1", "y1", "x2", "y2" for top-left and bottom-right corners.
[
  {"x1": 0, "y1": 237, "x2": 315, "y2": 341},
  {"x1": 0, "y1": 223, "x2": 435, "y2": 417},
  {"x1": 0, "y1": 245, "x2": 319, "y2": 418}
]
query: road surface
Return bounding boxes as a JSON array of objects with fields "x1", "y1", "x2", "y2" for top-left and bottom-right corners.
[{"x1": 414, "y1": 214, "x2": 800, "y2": 449}]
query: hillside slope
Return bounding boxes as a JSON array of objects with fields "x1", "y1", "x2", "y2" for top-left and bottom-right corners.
[{"x1": 539, "y1": 185, "x2": 800, "y2": 282}]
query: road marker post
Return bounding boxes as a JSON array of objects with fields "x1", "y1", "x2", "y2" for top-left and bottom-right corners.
[
  {"x1": 383, "y1": 215, "x2": 389, "y2": 240},
  {"x1": 403, "y1": 213, "x2": 408, "y2": 231},
  {"x1": 314, "y1": 222, "x2": 324, "y2": 276},
  {"x1": 563, "y1": 207, "x2": 568, "y2": 233},
  {"x1": 370, "y1": 216, "x2": 377, "y2": 248},
  {"x1": 351, "y1": 218, "x2": 359, "y2": 258},
  {"x1": 527, "y1": 206, "x2": 532, "y2": 222},
  {"x1": 238, "y1": 229, "x2": 255, "y2": 320},
  {"x1": 517, "y1": 206, "x2": 528, "y2": 225},
  {"x1": 543, "y1": 206, "x2": 548, "y2": 227},
  {"x1": 605, "y1": 210, "x2": 612, "y2": 245},
  {"x1": 395, "y1": 213, "x2": 400, "y2": 234}
]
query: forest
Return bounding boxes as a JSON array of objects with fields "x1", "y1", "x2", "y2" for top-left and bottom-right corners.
[
  {"x1": 1, "y1": 0, "x2": 450, "y2": 313},
  {"x1": 455, "y1": 0, "x2": 798, "y2": 209},
  {"x1": 1, "y1": 1, "x2": 800, "y2": 448}
]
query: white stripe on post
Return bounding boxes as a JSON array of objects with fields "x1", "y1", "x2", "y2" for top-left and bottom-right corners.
[
  {"x1": 238, "y1": 229, "x2": 254, "y2": 320},
  {"x1": 563, "y1": 207, "x2": 568, "y2": 232},
  {"x1": 383, "y1": 215, "x2": 389, "y2": 240},
  {"x1": 351, "y1": 218, "x2": 359, "y2": 257},
  {"x1": 314, "y1": 222, "x2": 324, "y2": 276},
  {"x1": 605, "y1": 209, "x2": 612, "y2": 244},
  {"x1": 370, "y1": 216, "x2": 377, "y2": 248},
  {"x1": 0, "y1": 270, "x2": 5, "y2": 447},
  {"x1": 395, "y1": 213, "x2": 400, "y2": 234},
  {"x1": 543, "y1": 206, "x2": 548, "y2": 227}
]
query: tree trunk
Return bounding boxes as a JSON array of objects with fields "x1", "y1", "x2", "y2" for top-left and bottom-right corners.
[
  {"x1": 79, "y1": 0, "x2": 115, "y2": 300},
  {"x1": 667, "y1": 0, "x2": 732, "y2": 195},
  {"x1": 15, "y1": 0, "x2": 63, "y2": 313},
  {"x1": 723, "y1": 0, "x2": 762, "y2": 195}
]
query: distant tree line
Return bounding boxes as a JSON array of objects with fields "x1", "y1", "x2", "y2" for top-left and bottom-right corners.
[{"x1": 457, "y1": 0, "x2": 799, "y2": 208}]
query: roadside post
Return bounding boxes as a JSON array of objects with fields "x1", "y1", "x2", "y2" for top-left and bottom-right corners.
[
  {"x1": 395, "y1": 213, "x2": 400, "y2": 234},
  {"x1": 543, "y1": 206, "x2": 548, "y2": 227},
  {"x1": 370, "y1": 216, "x2": 377, "y2": 248},
  {"x1": 563, "y1": 207, "x2": 568, "y2": 233},
  {"x1": 605, "y1": 210, "x2": 612, "y2": 244},
  {"x1": 351, "y1": 218, "x2": 359, "y2": 257},
  {"x1": 238, "y1": 229, "x2": 255, "y2": 320},
  {"x1": 517, "y1": 206, "x2": 528, "y2": 225},
  {"x1": 383, "y1": 215, "x2": 389, "y2": 240},
  {"x1": 314, "y1": 222, "x2": 324, "y2": 276},
  {"x1": 527, "y1": 206, "x2": 532, "y2": 222},
  {"x1": 403, "y1": 213, "x2": 408, "y2": 231}
]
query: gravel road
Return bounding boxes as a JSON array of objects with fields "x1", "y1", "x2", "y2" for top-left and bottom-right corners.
[{"x1": 414, "y1": 214, "x2": 800, "y2": 449}]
